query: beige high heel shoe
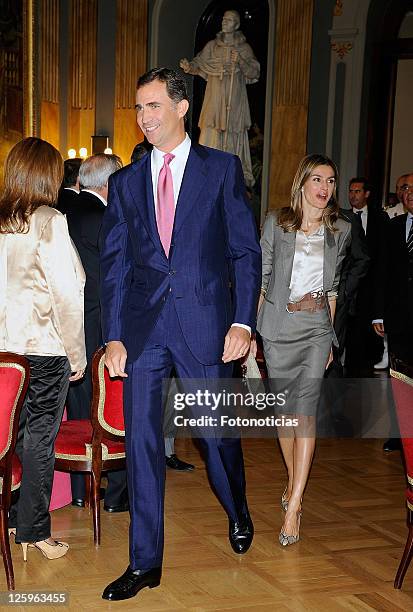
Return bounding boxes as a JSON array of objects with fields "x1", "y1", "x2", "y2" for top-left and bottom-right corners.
[
  {"x1": 279, "y1": 510, "x2": 302, "y2": 547},
  {"x1": 21, "y1": 539, "x2": 69, "y2": 561},
  {"x1": 281, "y1": 487, "x2": 289, "y2": 512}
]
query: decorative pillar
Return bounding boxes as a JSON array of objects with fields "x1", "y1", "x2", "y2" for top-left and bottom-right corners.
[
  {"x1": 40, "y1": 0, "x2": 59, "y2": 148},
  {"x1": 268, "y1": 0, "x2": 314, "y2": 209},
  {"x1": 67, "y1": 0, "x2": 97, "y2": 157},
  {"x1": 113, "y1": 0, "x2": 148, "y2": 164},
  {"x1": 326, "y1": 0, "x2": 370, "y2": 205}
]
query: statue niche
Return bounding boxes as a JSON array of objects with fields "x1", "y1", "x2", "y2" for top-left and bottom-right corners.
[{"x1": 180, "y1": 9, "x2": 260, "y2": 187}]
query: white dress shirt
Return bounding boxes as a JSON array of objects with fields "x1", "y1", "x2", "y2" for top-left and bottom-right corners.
[
  {"x1": 151, "y1": 134, "x2": 250, "y2": 335},
  {"x1": 406, "y1": 212, "x2": 413, "y2": 240},
  {"x1": 289, "y1": 226, "x2": 324, "y2": 302},
  {"x1": 151, "y1": 134, "x2": 191, "y2": 210},
  {"x1": 352, "y1": 205, "x2": 368, "y2": 234}
]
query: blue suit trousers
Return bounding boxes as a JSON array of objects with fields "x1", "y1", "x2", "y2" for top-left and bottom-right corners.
[{"x1": 124, "y1": 296, "x2": 247, "y2": 570}]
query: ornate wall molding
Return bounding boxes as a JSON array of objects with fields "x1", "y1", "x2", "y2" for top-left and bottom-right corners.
[
  {"x1": 331, "y1": 41, "x2": 353, "y2": 59},
  {"x1": 334, "y1": 1, "x2": 344, "y2": 17}
]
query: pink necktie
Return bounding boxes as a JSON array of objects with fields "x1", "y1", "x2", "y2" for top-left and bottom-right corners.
[{"x1": 157, "y1": 153, "x2": 175, "y2": 257}]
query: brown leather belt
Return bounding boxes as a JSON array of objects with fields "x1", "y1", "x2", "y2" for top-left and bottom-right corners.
[{"x1": 286, "y1": 290, "x2": 326, "y2": 313}]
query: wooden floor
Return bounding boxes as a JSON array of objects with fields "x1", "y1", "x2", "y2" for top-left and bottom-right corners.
[{"x1": 6, "y1": 438, "x2": 413, "y2": 611}]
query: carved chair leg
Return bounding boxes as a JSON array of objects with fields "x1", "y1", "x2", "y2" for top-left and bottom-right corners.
[
  {"x1": 0, "y1": 504, "x2": 14, "y2": 590},
  {"x1": 395, "y1": 523, "x2": 413, "y2": 589},
  {"x1": 85, "y1": 474, "x2": 91, "y2": 509},
  {"x1": 91, "y1": 468, "x2": 102, "y2": 546}
]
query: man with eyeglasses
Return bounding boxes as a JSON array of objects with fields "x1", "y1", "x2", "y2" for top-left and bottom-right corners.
[{"x1": 373, "y1": 173, "x2": 413, "y2": 383}]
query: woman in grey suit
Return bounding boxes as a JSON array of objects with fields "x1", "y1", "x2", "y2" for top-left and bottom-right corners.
[{"x1": 256, "y1": 154, "x2": 351, "y2": 546}]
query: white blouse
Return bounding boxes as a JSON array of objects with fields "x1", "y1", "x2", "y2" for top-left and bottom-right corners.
[{"x1": 289, "y1": 226, "x2": 324, "y2": 302}]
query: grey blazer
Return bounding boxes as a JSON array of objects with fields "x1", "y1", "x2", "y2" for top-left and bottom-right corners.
[{"x1": 257, "y1": 212, "x2": 351, "y2": 346}]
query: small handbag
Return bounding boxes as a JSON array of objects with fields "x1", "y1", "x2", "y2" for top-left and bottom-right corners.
[{"x1": 241, "y1": 353, "x2": 265, "y2": 395}]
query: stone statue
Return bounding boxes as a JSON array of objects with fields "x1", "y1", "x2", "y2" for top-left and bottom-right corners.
[{"x1": 180, "y1": 10, "x2": 260, "y2": 186}]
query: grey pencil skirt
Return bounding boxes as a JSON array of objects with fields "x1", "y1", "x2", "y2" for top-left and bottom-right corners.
[{"x1": 262, "y1": 307, "x2": 333, "y2": 416}]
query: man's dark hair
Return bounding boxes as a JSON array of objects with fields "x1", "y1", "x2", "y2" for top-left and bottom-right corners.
[
  {"x1": 349, "y1": 176, "x2": 371, "y2": 192},
  {"x1": 63, "y1": 158, "x2": 82, "y2": 188},
  {"x1": 137, "y1": 67, "x2": 189, "y2": 105}
]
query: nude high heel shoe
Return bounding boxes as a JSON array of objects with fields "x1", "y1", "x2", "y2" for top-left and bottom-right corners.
[
  {"x1": 21, "y1": 539, "x2": 69, "y2": 561},
  {"x1": 279, "y1": 511, "x2": 302, "y2": 547},
  {"x1": 281, "y1": 487, "x2": 289, "y2": 512}
]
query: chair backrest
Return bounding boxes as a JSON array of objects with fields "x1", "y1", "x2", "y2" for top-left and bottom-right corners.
[
  {"x1": 390, "y1": 356, "x2": 413, "y2": 509},
  {"x1": 0, "y1": 353, "x2": 30, "y2": 462},
  {"x1": 91, "y1": 347, "x2": 125, "y2": 438}
]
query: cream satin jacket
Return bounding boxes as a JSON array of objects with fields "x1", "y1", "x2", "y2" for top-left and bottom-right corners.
[{"x1": 0, "y1": 206, "x2": 86, "y2": 371}]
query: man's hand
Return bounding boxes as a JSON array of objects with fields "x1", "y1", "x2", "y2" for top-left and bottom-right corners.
[
  {"x1": 373, "y1": 322, "x2": 385, "y2": 337},
  {"x1": 69, "y1": 368, "x2": 85, "y2": 382},
  {"x1": 325, "y1": 349, "x2": 333, "y2": 370},
  {"x1": 105, "y1": 341, "x2": 128, "y2": 378},
  {"x1": 222, "y1": 327, "x2": 250, "y2": 363}
]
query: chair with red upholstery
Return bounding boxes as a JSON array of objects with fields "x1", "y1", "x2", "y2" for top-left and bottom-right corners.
[
  {"x1": 390, "y1": 355, "x2": 413, "y2": 589},
  {"x1": 54, "y1": 346, "x2": 125, "y2": 545},
  {"x1": 0, "y1": 352, "x2": 30, "y2": 590}
]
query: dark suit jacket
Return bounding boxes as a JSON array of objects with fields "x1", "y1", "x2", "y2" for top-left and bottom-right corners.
[
  {"x1": 56, "y1": 188, "x2": 79, "y2": 216},
  {"x1": 350, "y1": 206, "x2": 390, "y2": 319},
  {"x1": 65, "y1": 190, "x2": 105, "y2": 326},
  {"x1": 100, "y1": 144, "x2": 262, "y2": 365},
  {"x1": 333, "y1": 208, "x2": 370, "y2": 353},
  {"x1": 373, "y1": 213, "x2": 413, "y2": 334}
]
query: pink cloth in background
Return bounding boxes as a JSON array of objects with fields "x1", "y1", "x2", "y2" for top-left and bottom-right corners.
[{"x1": 50, "y1": 409, "x2": 71, "y2": 511}]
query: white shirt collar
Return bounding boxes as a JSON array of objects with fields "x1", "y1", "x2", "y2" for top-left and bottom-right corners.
[
  {"x1": 64, "y1": 187, "x2": 79, "y2": 194},
  {"x1": 152, "y1": 133, "x2": 191, "y2": 167},
  {"x1": 352, "y1": 205, "x2": 368, "y2": 214},
  {"x1": 81, "y1": 189, "x2": 107, "y2": 206}
]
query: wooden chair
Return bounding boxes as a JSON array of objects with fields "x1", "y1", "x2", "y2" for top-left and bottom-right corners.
[
  {"x1": 390, "y1": 355, "x2": 413, "y2": 589},
  {"x1": 0, "y1": 352, "x2": 30, "y2": 590},
  {"x1": 54, "y1": 347, "x2": 125, "y2": 545}
]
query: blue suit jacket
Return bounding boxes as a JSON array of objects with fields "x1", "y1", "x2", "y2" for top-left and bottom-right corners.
[{"x1": 100, "y1": 143, "x2": 261, "y2": 365}]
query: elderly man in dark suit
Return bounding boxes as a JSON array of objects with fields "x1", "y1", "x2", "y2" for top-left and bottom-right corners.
[
  {"x1": 100, "y1": 68, "x2": 261, "y2": 601},
  {"x1": 373, "y1": 173, "x2": 413, "y2": 390},
  {"x1": 64, "y1": 153, "x2": 129, "y2": 512}
]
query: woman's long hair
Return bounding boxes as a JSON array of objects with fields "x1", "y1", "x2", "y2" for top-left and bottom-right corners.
[
  {"x1": 0, "y1": 137, "x2": 63, "y2": 234},
  {"x1": 278, "y1": 154, "x2": 339, "y2": 232}
]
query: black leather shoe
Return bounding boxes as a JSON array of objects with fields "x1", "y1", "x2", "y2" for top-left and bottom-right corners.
[
  {"x1": 165, "y1": 454, "x2": 195, "y2": 471},
  {"x1": 102, "y1": 566, "x2": 161, "y2": 601},
  {"x1": 71, "y1": 498, "x2": 85, "y2": 508},
  {"x1": 103, "y1": 499, "x2": 129, "y2": 513},
  {"x1": 383, "y1": 438, "x2": 401, "y2": 452},
  {"x1": 229, "y1": 513, "x2": 254, "y2": 554}
]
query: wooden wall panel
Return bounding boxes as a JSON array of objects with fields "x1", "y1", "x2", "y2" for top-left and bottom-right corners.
[
  {"x1": 40, "y1": 0, "x2": 59, "y2": 148},
  {"x1": 67, "y1": 0, "x2": 97, "y2": 157},
  {"x1": 269, "y1": 0, "x2": 314, "y2": 209},
  {"x1": 113, "y1": 0, "x2": 147, "y2": 164}
]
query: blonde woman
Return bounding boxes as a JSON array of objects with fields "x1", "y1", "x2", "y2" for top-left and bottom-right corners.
[
  {"x1": 0, "y1": 138, "x2": 86, "y2": 559},
  {"x1": 257, "y1": 154, "x2": 351, "y2": 546}
]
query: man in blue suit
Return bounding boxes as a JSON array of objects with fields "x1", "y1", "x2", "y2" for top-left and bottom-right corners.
[{"x1": 101, "y1": 68, "x2": 261, "y2": 601}]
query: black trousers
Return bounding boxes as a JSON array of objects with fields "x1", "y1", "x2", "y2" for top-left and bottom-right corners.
[{"x1": 9, "y1": 355, "x2": 71, "y2": 543}]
